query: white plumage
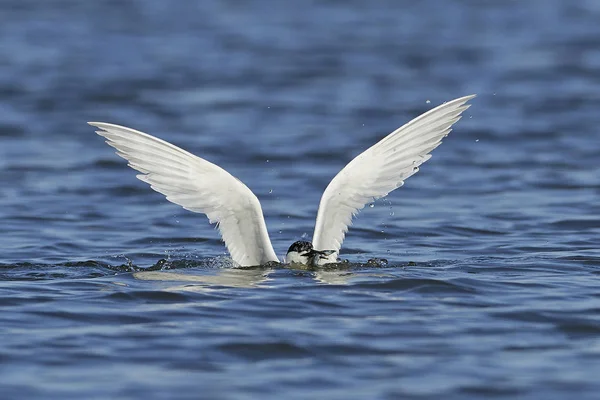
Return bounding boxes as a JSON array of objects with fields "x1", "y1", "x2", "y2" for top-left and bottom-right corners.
[
  {"x1": 312, "y1": 95, "x2": 475, "y2": 258},
  {"x1": 89, "y1": 122, "x2": 279, "y2": 266},
  {"x1": 90, "y1": 94, "x2": 475, "y2": 266}
]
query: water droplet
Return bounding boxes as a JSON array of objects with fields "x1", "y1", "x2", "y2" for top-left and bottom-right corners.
[
  {"x1": 279, "y1": 230, "x2": 282, "y2": 234},
  {"x1": 390, "y1": 211, "x2": 395, "y2": 216},
  {"x1": 269, "y1": 189, "x2": 273, "y2": 194},
  {"x1": 469, "y1": 115, "x2": 472, "y2": 119},
  {"x1": 475, "y1": 139, "x2": 479, "y2": 142},
  {"x1": 426, "y1": 100, "x2": 431, "y2": 104},
  {"x1": 413, "y1": 166, "x2": 419, "y2": 172},
  {"x1": 369, "y1": 203, "x2": 374, "y2": 208},
  {"x1": 266, "y1": 159, "x2": 270, "y2": 163}
]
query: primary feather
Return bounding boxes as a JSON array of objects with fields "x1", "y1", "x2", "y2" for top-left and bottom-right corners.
[
  {"x1": 89, "y1": 122, "x2": 279, "y2": 266},
  {"x1": 312, "y1": 95, "x2": 476, "y2": 254}
]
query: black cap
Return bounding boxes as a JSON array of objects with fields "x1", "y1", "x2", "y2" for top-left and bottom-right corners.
[{"x1": 287, "y1": 241, "x2": 313, "y2": 253}]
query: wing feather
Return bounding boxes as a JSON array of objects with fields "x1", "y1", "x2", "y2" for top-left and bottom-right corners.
[
  {"x1": 90, "y1": 122, "x2": 279, "y2": 266},
  {"x1": 312, "y1": 95, "x2": 476, "y2": 254}
]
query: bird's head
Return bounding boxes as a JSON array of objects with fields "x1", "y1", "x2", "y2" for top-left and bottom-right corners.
[
  {"x1": 285, "y1": 241, "x2": 314, "y2": 265},
  {"x1": 285, "y1": 241, "x2": 337, "y2": 266}
]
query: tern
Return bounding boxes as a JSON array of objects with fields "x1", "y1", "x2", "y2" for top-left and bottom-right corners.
[{"x1": 90, "y1": 94, "x2": 475, "y2": 267}]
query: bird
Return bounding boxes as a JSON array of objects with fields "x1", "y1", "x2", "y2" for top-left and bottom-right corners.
[{"x1": 90, "y1": 94, "x2": 475, "y2": 267}]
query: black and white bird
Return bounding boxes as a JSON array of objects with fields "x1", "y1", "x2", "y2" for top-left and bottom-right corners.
[{"x1": 90, "y1": 94, "x2": 475, "y2": 267}]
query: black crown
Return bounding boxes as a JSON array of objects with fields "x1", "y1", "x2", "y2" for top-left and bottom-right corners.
[{"x1": 287, "y1": 241, "x2": 313, "y2": 253}]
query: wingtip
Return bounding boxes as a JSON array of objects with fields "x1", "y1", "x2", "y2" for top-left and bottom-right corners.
[
  {"x1": 459, "y1": 94, "x2": 477, "y2": 102},
  {"x1": 88, "y1": 121, "x2": 121, "y2": 130},
  {"x1": 439, "y1": 94, "x2": 476, "y2": 109},
  {"x1": 88, "y1": 121, "x2": 106, "y2": 130},
  {"x1": 446, "y1": 94, "x2": 476, "y2": 110},
  {"x1": 88, "y1": 122, "x2": 109, "y2": 137}
]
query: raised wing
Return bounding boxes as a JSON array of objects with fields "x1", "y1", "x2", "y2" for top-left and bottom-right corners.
[
  {"x1": 312, "y1": 95, "x2": 475, "y2": 254},
  {"x1": 90, "y1": 122, "x2": 279, "y2": 266}
]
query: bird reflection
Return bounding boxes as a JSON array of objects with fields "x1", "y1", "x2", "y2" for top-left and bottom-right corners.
[{"x1": 131, "y1": 262, "x2": 362, "y2": 288}]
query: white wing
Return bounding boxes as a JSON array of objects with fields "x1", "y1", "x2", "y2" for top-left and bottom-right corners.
[
  {"x1": 312, "y1": 95, "x2": 476, "y2": 254},
  {"x1": 89, "y1": 122, "x2": 279, "y2": 266}
]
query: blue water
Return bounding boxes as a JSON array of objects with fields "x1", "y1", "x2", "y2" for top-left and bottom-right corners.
[{"x1": 1, "y1": 1, "x2": 600, "y2": 398}]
